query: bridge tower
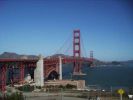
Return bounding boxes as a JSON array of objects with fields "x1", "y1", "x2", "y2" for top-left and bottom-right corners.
[
  {"x1": 90, "y1": 51, "x2": 93, "y2": 61},
  {"x1": 73, "y1": 30, "x2": 82, "y2": 75},
  {"x1": 90, "y1": 51, "x2": 94, "y2": 66}
]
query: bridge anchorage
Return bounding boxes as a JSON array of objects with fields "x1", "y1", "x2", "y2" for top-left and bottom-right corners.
[{"x1": 0, "y1": 29, "x2": 93, "y2": 93}]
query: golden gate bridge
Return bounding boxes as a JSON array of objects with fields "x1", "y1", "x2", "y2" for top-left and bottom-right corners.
[{"x1": 0, "y1": 29, "x2": 94, "y2": 93}]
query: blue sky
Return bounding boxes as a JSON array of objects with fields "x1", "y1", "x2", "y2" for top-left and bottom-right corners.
[{"x1": 0, "y1": 0, "x2": 133, "y2": 61}]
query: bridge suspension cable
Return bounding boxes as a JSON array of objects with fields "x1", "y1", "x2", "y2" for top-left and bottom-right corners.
[
  {"x1": 80, "y1": 34, "x2": 87, "y2": 58},
  {"x1": 54, "y1": 32, "x2": 72, "y2": 56}
]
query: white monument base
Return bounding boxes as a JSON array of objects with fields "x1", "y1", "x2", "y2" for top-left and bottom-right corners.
[{"x1": 34, "y1": 55, "x2": 44, "y2": 87}]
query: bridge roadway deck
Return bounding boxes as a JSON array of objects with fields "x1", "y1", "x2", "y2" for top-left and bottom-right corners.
[{"x1": 0, "y1": 57, "x2": 92, "y2": 67}]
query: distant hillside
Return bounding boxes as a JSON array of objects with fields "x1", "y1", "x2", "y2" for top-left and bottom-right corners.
[
  {"x1": 0, "y1": 52, "x2": 71, "y2": 59},
  {"x1": 0, "y1": 52, "x2": 107, "y2": 65},
  {"x1": 1, "y1": 52, "x2": 132, "y2": 66},
  {"x1": 0, "y1": 52, "x2": 38, "y2": 59}
]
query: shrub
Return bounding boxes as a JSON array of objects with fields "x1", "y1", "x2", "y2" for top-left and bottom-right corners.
[
  {"x1": 0, "y1": 92, "x2": 24, "y2": 100},
  {"x1": 66, "y1": 84, "x2": 76, "y2": 89}
]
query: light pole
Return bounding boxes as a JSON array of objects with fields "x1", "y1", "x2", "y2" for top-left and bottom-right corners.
[
  {"x1": 111, "y1": 86, "x2": 112, "y2": 100},
  {"x1": 61, "y1": 88, "x2": 63, "y2": 100}
]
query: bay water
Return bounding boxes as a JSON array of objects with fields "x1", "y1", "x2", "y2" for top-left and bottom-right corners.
[{"x1": 63, "y1": 63, "x2": 133, "y2": 89}]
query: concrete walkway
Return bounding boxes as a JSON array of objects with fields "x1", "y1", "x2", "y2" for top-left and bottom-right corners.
[{"x1": 25, "y1": 96, "x2": 87, "y2": 100}]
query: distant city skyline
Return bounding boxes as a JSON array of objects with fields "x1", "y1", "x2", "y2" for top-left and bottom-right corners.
[{"x1": 0, "y1": 0, "x2": 133, "y2": 61}]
